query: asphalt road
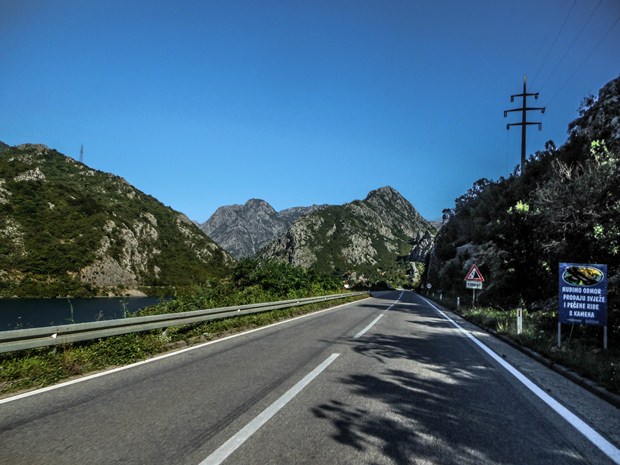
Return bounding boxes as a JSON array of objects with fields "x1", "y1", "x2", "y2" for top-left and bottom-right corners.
[{"x1": 1, "y1": 291, "x2": 618, "y2": 464}]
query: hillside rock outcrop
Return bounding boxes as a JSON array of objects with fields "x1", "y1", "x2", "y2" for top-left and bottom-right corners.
[{"x1": 569, "y1": 75, "x2": 620, "y2": 150}]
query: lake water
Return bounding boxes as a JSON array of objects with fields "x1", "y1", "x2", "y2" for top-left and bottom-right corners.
[{"x1": 0, "y1": 297, "x2": 165, "y2": 331}]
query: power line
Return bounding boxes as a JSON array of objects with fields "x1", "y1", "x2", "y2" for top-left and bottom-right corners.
[
  {"x1": 531, "y1": 0, "x2": 578, "y2": 86},
  {"x1": 539, "y1": 0, "x2": 604, "y2": 92},
  {"x1": 530, "y1": 5, "x2": 563, "y2": 72},
  {"x1": 546, "y1": 14, "x2": 620, "y2": 106}
]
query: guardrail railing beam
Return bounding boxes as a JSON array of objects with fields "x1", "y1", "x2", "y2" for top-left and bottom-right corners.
[{"x1": 0, "y1": 292, "x2": 367, "y2": 354}]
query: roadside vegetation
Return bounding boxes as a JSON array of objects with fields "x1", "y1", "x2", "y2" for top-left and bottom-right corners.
[
  {"x1": 424, "y1": 292, "x2": 619, "y2": 394},
  {"x1": 0, "y1": 259, "x2": 366, "y2": 397},
  {"x1": 427, "y1": 82, "x2": 619, "y2": 349},
  {"x1": 423, "y1": 81, "x2": 620, "y2": 395}
]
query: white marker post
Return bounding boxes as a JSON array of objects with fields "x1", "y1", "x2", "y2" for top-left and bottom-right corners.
[{"x1": 516, "y1": 307, "x2": 523, "y2": 335}]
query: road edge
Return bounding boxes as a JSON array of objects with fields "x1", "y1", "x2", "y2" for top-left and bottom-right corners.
[{"x1": 422, "y1": 293, "x2": 620, "y2": 409}]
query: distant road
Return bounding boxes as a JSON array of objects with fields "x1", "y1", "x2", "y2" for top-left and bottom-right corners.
[{"x1": 1, "y1": 291, "x2": 618, "y2": 464}]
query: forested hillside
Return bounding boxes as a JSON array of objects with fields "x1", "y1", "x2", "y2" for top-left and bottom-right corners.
[
  {"x1": 260, "y1": 186, "x2": 436, "y2": 288},
  {"x1": 428, "y1": 76, "x2": 619, "y2": 329},
  {"x1": 0, "y1": 144, "x2": 232, "y2": 297}
]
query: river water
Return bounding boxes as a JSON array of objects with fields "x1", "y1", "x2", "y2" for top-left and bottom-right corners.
[{"x1": 0, "y1": 297, "x2": 165, "y2": 331}]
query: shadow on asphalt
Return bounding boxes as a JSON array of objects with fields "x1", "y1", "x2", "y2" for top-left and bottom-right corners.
[
  {"x1": 311, "y1": 323, "x2": 593, "y2": 464},
  {"x1": 369, "y1": 291, "x2": 405, "y2": 301}
]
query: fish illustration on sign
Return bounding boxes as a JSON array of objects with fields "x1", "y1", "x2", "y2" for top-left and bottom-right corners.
[{"x1": 561, "y1": 265, "x2": 604, "y2": 286}]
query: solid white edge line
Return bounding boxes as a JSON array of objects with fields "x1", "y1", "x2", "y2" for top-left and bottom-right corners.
[
  {"x1": 353, "y1": 290, "x2": 403, "y2": 339},
  {"x1": 199, "y1": 353, "x2": 340, "y2": 465},
  {"x1": 0, "y1": 299, "x2": 366, "y2": 405},
  {"x1": 418, "y1": 294, "x2": 620, "y2": 465}
]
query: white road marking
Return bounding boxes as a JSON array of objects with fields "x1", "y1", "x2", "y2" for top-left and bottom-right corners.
[
  {"x1": 0, "y1": 299, "x2": 364, "y2": 405},
  {"x1": 419, "y1": 294, "x2": 620, "y2": 465},
  {"x1": 199, "y1": 353, "x2": 340, "y2": 465},
  {"x1": 354, "y1": 315, "x2": 384, "y2": 339},
  {"x1": 353, "y1": 291, "x2": 403, "y2": 339}
]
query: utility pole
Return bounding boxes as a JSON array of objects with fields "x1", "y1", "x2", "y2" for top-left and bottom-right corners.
[
  {"x1": 504, "y1": 75, "x2": 545, "y2": 172},
  {"x1": 79, "y1": 144, "x2": 84, "y2": 163}
]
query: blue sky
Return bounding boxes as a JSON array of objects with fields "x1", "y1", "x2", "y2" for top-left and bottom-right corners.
[{"x1": 1, "y1": 1, "x2": 619, "y2": 222}]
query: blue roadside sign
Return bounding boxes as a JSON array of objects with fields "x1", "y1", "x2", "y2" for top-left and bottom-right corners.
[{"x1": 559, "y1": 263, "x2": 607, "y2": 326}]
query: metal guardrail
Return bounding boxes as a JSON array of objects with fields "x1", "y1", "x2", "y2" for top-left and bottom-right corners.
[{"x1": 0, "y1": 292, "x2": 367, "y2": 354}]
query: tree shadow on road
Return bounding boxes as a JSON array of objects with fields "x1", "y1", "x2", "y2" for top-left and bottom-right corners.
[{"x1": 311, "y1": 331, "x2": 594, "y2": 465}]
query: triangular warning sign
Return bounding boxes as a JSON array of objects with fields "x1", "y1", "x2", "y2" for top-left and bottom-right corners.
[{"x1": 465, "y1": 264, "x2": 485, "y2": 282}]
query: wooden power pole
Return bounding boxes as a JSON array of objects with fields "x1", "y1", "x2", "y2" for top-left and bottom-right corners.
[{"x1": 504, "y1": 76, "x2": 545, "y2": 171}]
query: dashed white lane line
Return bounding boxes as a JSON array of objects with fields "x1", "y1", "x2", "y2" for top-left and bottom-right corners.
[
  {"x1": 419, "y1": 294, "x2": 620, "y2": 465},
  {"x1": 199, "y1": 353, "x2": 340, "y2": 465},
  {"x1": 354, "y1": 291, "x2": 403, "y2": 339}
]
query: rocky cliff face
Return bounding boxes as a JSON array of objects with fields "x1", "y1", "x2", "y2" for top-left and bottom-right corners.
[
  {"x1": 568, "y1": 75, "x2": 620, "y2": 151},
  {"x1": 0, "y1": 143, "x2": 233, "y2": 296},
  {"x1": 259, "y1": 186, "x2": 436, "y2": 286},
  {"x1": 201, "y1": 199, "x2": 325, "y2": 258}
]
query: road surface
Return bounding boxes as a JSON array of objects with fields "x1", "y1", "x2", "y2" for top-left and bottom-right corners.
[{"x1": 1, "y1": 290, "x2": 618, "y2": 464}]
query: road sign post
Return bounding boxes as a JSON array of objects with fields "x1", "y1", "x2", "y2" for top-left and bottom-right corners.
[{"x1": 465, "y1": 265, "x2": 485, "y2": 307}]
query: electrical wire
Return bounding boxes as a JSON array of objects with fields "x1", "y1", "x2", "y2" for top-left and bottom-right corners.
[
  {"x1": 531, "y1": 0, "x2": 578, "y2": 86},
  {"x1": 539, "y1": 0, "x2": 604, "y2": 92},
  {"x1": 530, "y1": 5, "x2": 563, "y2": 76},
  {"x1": 533, "y1": 117, "x2": 543, "y2": 154},
  {"x1": 546, "y1": 14, "x2": 620, "y2": 106}
]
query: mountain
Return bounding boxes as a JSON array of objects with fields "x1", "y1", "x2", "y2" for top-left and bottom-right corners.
[
  {"x1": 0, "y1": 141, "x2": 9, "y2": 152},
  {"x1": 0, "y1": 144, "x2": 233, "y2": 297},
  {"x1": 200, "y1": 199, "x2": 326, "y2": 258},
  {"x1": 258, "y1": 186, "x2": 436, "y2": 287}
]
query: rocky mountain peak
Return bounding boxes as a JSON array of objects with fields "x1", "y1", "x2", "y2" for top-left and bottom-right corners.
[
  {"x1": 14, "y1": 144, "x2": 50, "y2": 155},
  {"x1": 245, "y1": 198, "x2": 275, "y2": 211},
  {"x1": 201, "y1": 199, "x2": 323, "y2": 259},
  {"x1": 365, "y1": 185, "x2": 400, "y2": 200},
  {"x1": 362, "y1": 185, "x2": 425, "y2": 225}
]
